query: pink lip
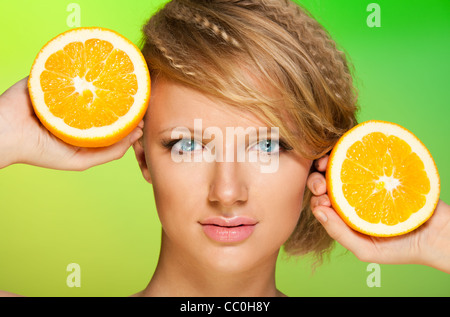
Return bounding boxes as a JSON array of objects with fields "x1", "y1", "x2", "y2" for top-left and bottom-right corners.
[{"x1": 200, "y1": 216, "x2": 258, "y2": 243}]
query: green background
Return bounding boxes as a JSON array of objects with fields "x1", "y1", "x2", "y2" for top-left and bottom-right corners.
[{"x1": 0, "y1": 0, "x2": 449, "y2": 297}]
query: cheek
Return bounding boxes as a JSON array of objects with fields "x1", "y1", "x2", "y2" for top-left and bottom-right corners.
[
  {"x1": 256, "y1": 159, "x2": 310, "y2": 244},
  {"x1": 148, "y1": 159, "x2": 205, "y2": 232}
]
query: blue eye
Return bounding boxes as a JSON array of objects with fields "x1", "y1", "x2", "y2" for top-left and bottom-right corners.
[
  {"x1": 173, "y1": 138, "x2": 203, "y2": 153},
  {"x1": 252, "y1": 139, "x2": 280, "y2": 154}
]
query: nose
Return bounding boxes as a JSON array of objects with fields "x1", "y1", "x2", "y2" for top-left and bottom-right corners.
[{"x1": 208, "y1": 161, "x2": 249, "y2": 209}]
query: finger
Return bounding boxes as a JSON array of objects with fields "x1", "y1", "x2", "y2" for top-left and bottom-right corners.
[
  {"x1": 312, "y1": 206, "x2": 373, "y2": 261},
  {"x1": 71, "y1": 126, "x2": 143, "y2": 171},
  {"x1": 310, "y1": 194, "x2": 331, "y2": 209},
  {"x1": 306, "y1": 172, "x2": 327, "y2": 195},
  {"x1": 314, "y1": 154, "x2": 329, "y2": 172},
  {"x1": 129, "y1": 125, "x2": 144, "y2": 144}
]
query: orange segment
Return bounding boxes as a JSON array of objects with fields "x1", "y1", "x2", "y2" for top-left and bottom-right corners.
[
  {"x1": 341, "y1": 159, "x2": 377, "y2": 184},
  {"x1": 342, "y1": 183, "x2": 375, "y2": 206},
  {"x1": 28, "y1": 27, "x2": 150, "y2": 147},
  {"x1": 327, "y1": 120, "x2": 440, "y2": 237},
  {"x1": 45, "y1": 50, "x2": 78, "y2": 78},
  {"x1": 40, "y1": 70, "x2": 73, "y2": 91},
  {"x1": 345, "y1": 132, "x2": 388, "y2": 176},
  {"x1": 84, "y1": 38, "x2": 114, "y2": 79},
  {"x1": 46, "y1": 88, "x2": 78, "y2": 119},
  {"x1": 95, "y1": 89, "x2": 134, "y2": 116},
  {"x1": 395, "y1": 152, "x2": 430, "y2": 193},
  {"x1": 63, "y1": 42, "x2": 86, "y2": 78}
]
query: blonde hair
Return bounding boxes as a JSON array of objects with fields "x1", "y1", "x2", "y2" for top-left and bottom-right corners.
[{"x1": 141, "y1": 0, "x2": 359, "y2": 264}]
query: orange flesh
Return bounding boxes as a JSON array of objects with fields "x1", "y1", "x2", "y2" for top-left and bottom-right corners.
[
  {"x1": 341, "y1": 132, "x2": 430, "y2": 225},
  {"x1": 40, "y1": 39, "x2": 138, "y2": 129}
]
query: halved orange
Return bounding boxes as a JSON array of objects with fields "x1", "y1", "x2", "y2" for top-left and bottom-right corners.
[
  {"x1": 28, "y1": 27, "x2": 150, "y2": 147},
  {"x1": 326, "y1": 120, "x2": 440, "y2": 237}
]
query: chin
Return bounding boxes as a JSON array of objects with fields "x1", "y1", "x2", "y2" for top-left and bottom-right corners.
[{"x1": 196, "y1": 239, "x2": 279, "y2": 274}]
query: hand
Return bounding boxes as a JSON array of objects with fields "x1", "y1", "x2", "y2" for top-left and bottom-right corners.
[
  {"x1": 0, "y1": 77, "x2": 144, "y2": 170},
  {"x1": 308, "y1": 155, "x2": 450, "y2": 274}
]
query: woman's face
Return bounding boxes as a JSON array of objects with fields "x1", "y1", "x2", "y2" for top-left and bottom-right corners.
[{"x1": 134, "y1": 76, "x2": 312, "y2": 273}]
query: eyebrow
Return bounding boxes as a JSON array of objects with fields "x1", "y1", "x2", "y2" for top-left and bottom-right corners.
[{"x1": 158, "y1": 126, "x2": 281, "y2": 138}]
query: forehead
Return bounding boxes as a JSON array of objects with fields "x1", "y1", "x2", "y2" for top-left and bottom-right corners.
[{"x1": 145, "y1": 76, "x2": 269, "y2": 131}]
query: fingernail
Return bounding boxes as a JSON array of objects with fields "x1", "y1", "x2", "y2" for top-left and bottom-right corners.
[
  {"x1": 313, "y1": 181, "x2": 323, "y2": 193},
  {"x1": 314, "y1": 210, "x2": 328, "y2": 223},
  {"x1": 320, "y1": 196, "x2": 331, "y2": 207}
]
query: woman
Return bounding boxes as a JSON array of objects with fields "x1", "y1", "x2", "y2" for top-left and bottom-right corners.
[{"x1": 0, "y1": 0, "x2": 448, "y2": 296}]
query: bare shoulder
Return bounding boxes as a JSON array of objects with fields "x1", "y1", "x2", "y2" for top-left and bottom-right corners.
[{"x1": 0, "y1": 290, "x2": 24, "y2": 297}]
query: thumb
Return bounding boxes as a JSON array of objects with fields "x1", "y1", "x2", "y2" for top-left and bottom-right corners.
[{"x1": 68, "y1": 126, "x2": 143, "y2": 171}]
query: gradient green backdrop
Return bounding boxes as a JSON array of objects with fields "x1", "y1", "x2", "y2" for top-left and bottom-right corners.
[{"x1": 0, "y1": 0, "x2": 449, "y2": 297}]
